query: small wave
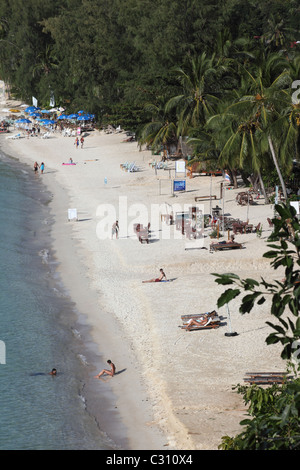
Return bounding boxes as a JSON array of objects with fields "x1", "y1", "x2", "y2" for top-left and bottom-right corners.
[
  {"x1": 78, "y1": 393, "x2": 87, "y2": 409},
  {"x1": 77, "y1": 353, "x2": 89, "y2": 366},
  {"x1": 39, "y1": 248, "x2": 49, "y2": 264},
  {"x1": 71, "y1": 328, "x2": 81, "y2": 338}
]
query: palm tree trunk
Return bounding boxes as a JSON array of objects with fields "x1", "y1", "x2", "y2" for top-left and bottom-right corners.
[
  {"x1": 268, "y1": 135, "x2": 287, "y2": 200},
  {"x1": 258, "y1": 170, "x2": 269, "y2": 204}
]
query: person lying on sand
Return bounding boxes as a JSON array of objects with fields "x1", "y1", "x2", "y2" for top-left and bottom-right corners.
[
  {"x1": 142, "y1": 268, "x2": 167, "y2": 283},
  {"x1": 94, "y1": 360, "x2": 115, "y2": 378}
]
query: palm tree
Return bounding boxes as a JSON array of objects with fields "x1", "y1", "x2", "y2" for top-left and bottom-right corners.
[
  {"x1": 138, "y1": 96, "x2": 178, "y2": 154},
  {"x1": 222, "y1": 52, "x2": 292, "y2": 199},
  {"x1": 206, "y1": 100, "x2": 269, "y2": 198},
  {"x1": 165, "y1": 53, "x2": 220, "y2": 137}
]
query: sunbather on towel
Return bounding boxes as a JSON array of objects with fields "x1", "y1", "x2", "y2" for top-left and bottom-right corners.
[
  {"x1": 142, "y1": 268, "x2": 167, "y2": 283},
  {"x1": 184, "y1": 316, "x2": 212, "y2": 331}
]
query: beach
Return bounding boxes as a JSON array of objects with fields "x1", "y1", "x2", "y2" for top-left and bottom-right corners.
[{"x1": 0, "y1": 102, "x2": 287, "y2": 450}]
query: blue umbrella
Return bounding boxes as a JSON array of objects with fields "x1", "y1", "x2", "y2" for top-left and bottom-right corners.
[
  {"x1": 77, "y1": 110, "x2": 85, "y2": 115},
  {"x1": 40, "y1": 119, "x2": 55, "y2": 125},
  {"x1": 40, "y1": 109, "x2": 51, "y2": 114},
  {"x1": 77, "y1": 115, "x2": 90, "y2": 121},
  {"x1": 57, "y1": 114, "x2": 68, "y2": 120},
  {"x1": 68, "y1": 113, "x2": 79, "y2": 119},
  {"x1": 25, "y1": 106, "x2": 40, "y2": 113},
  {"x1": 16, "y1": 118, "x2": 31, "y2": 123}
]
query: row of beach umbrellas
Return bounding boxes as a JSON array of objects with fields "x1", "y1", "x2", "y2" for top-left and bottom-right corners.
[{"x1": 22, "y1": 106, "x2": 95, "y2": 123}]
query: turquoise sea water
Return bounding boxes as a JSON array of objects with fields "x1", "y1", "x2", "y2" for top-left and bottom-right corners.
[{"x1": 0, "y1": 151, "x2": 113, "y2": 450}]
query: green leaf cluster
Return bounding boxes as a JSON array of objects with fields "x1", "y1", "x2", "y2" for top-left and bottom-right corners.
[{"x1": 213, "y1": 204, "x2": 300, "y2": 449}]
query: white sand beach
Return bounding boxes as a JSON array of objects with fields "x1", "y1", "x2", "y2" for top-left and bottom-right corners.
[{"x1": 0, "y1": 102, "x2": 287, "y2": 450}]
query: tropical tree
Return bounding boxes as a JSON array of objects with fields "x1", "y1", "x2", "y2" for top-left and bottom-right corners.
[
  {"x1": 138, "y1": 96, "x2": 178, "y2": 154},
  {"x1": 212, "y1": 52, "x2": 293, "y2": 198},
  {"x1": 213, "y1": 203, "x2": 300, "y2": 450},
  {"x1": 165, "y1": 53, "x2": 221, "y2": 138}
]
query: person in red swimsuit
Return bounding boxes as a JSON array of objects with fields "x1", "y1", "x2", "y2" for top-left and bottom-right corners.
[{"x1": 142, "y1": 268, "x2": 167, "y2": 283}]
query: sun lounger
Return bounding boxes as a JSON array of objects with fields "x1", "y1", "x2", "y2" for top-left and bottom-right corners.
[
  {"x1": 210, "y1": 241, "x2": 243, "y2": 252},
  {"x1": 7, "y1": 133, "x2": 22, "y2": 139},
  {"x1": 244, "y1": 372, "x2": 292, "y2": 385},
  {"x1": 179, "y1": 316, "x2": 220, "y2": 331},
  {"x1": 42, "y1": 132, "x2": 51, "y2": 139},
  {"x1": 195, "y1": 195, "x2": 217, "y2": 201},
  {"x1": 133, "y1": 223, "x2": 149, "y2": 243},
  {"x1": 181, "y1": 310, "x2": 217, "y2": 321},
  {"x1": 138, "y1": 229, "x2": 149, "y2": 244}
]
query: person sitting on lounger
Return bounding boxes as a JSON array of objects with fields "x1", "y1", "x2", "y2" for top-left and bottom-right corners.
[
  {"x1": 183, "y1": 316, "x2": 212, "y2": 331},
  {"x1": 142, "y1": 268, "x2": 167, "y2": 283}
]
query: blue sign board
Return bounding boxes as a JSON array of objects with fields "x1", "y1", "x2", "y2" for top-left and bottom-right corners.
[{"x1": 173, "y1": 180, "x2": 186, "y2": 192}]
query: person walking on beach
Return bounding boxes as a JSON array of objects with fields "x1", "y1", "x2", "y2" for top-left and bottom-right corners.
[
  {"x1": 40, "y1": 162, "x2": 45, "y2": 174},
  {"x1": 111, "y1": 221, "x2": 119, "y2": 239},
  {"x1": 74, "y1": 137, "x2": 79, "y2": 149},
  {"x1": 80, "y1": 136, "x2": 84, "y2": 148},
  {"x1": 33, "y1": 161, "x2": 39, "y2": 174},
  {"x1": 142, "y1": 268, "x2": 167, "y2": 283},
  {"x1": 94, "y1": 360, "x2": 115, "y2": 379}
]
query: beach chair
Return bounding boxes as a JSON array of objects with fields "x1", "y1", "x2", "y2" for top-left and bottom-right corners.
[
  {"x1": 128, "y1": 162, "x2": 139, "y2": 172},
  {"x1": 42, "y1": 132, "x2": 51, "y2": 139},
  {"x1": 180, "y1": 311, "x2": 217, "y2": 322},
  {"x1": 210, "y1": 241, "x2": 243, "y2": 252},
  {"x1": 138, "y1": 229, "x2": 149, "y2": 244},
  {"x1": 243, "y1": 372, "x2": 292, "y2": 385},
  {"x1": 179, "y1": 315, "x2": 220, "y2": 331},
  {"x1": 253, "y1": 222, "x2": 261, "y2": 233}
]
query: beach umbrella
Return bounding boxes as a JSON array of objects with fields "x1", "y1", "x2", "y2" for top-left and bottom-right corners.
[
  {"x1": 40, "y1": 119, "x2": 55, "y2": 125},
  {"x1": 57, "y1": 114, "x2": 68, "y2": 120},
  {"x1": 224, "y1": 304, "x2": 238, "y2": 337},
  {"x1": 77, "y1": 110, "x2": 86, "y2": 115},
  {"x1": 25, "y1": 106, "x2": 40, "y2": 113},
  {"x1": 77, "y1": 115, "x2": 90, "y2": 121},
  {"x1": 16, "y1": 118, "x2": 31, "y2": 123},
  {"x1": 68, "y1": 113, "x2": 79, "y2": 119},
  {"x1": 40, "y1": 109, "x2": 51, "y2": 114}
]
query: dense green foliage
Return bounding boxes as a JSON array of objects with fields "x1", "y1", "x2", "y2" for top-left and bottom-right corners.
[
  {"x1": 0, "y1": 0, "x2": 300, "y2": 187},
  {"x1": 213, "y1": 204, "x2": 300, "y2": 449}
]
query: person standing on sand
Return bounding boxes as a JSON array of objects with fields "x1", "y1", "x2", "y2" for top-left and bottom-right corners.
[
  {"x1": 74, "y1": 137, "x2": 79, "y2": 149},
  {"x1": 94, "y1": 360, "x2": 115, "y2": 378},
  {"x1": 33, "y1": 161, "x2": 39, "y2": 174},
  {"x1": 111, "y1": 221, "x2": 119, "y2": 239},
  {"x1": 40, "y1": 162, "x2": 45, "y2": 174},
  {"x1": 80, "y1": 136, "x2": 84, "y2": 148}
]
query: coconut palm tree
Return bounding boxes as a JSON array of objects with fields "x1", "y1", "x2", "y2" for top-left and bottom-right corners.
[
  {"x1": 165, "y1": 53, "x2": 220, "y2": 137},
  {"x1": 138, "y1": 96, "x2": 178, "y2": 154},
  {"x1": 220, "y1": 52, "x2": 292, "y2": 199}
]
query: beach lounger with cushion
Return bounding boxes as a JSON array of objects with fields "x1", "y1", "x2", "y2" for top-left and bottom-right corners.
[
  {"x1": 42, "y1": 132, "x2": 51, "y2": 139},
  {"x1": 180, "y1": 310, "x2": 217, "y2": 321},
  {"x1": 243, "y1": 372, "x2": 293, "y2": 385},
  {"x1": 179, "y1": 316, "x2": 220, "y2": 331},
  {"x1": 179, "y1": 311, "x2": 221, "y2": 331},
  {"x1": 210, "y1": 241, "x2": 243, "y2": 252},
  {"x1": 6, "y1": 133, "x2": 22, "y2": 139}
]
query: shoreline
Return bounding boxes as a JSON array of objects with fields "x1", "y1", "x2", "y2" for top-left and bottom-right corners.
[{"x1": 0, "y1": 103, "x2": 287, "y2": 450}]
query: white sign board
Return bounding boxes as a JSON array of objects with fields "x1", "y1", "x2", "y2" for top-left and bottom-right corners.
[
  {"x1": 175, "y1": 160, "x2": 186, "y2": 177},
  {"x1": 290, "y1": 201, "x2": 299, "y2": 214},
  {"x1": 68, "y1": 208, "x2": 78, "y2": 221}
]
